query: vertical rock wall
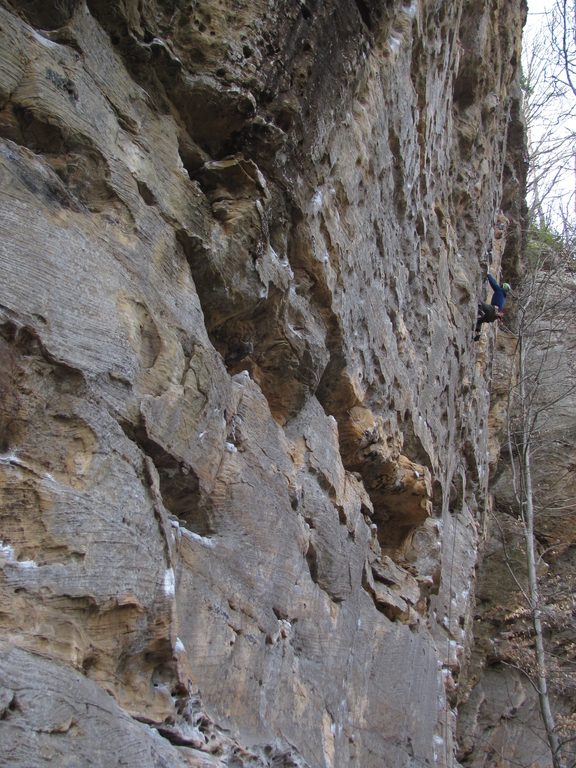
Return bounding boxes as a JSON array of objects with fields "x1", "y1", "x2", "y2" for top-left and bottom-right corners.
[{"x1": 0, "y1": 1, "x2": 526, "y2": 766}]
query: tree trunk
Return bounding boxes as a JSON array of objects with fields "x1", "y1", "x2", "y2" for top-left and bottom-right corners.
[{"x1": 518, "y1": 332, "x2": 565, "y2": 768}]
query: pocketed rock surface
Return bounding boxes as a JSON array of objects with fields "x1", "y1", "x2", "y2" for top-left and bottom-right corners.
[{"x1": 0, "y1": 1, "x2": 527, "y2": 766}]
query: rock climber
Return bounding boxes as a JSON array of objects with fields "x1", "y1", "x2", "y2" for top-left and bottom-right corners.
[
  {"x1": 474, "y1": 301, "x2": 503, "y2": 341},
  {"x1": 487, "y1": 272, "x2": 511, "y2": 310}
]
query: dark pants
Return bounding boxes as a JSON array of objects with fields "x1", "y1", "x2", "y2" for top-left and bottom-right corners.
[{"x1": 475, "y1": 302, "x2": 497, "y2": 338}]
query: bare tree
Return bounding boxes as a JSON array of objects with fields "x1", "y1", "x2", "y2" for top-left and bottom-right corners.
[
  {"x1": 522, "y1": 1, "x2": 576, "y2": 230},
  {"x1": 549, "y1": 0, "x2": 576, "y2": 98},
  {"x1": 504, "y1": 235, "x2": 576, "y2": 768}
]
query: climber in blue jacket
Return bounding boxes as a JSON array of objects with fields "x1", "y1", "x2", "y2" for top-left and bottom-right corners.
[{"x1": 487, "y1": 273, "x2": 511, "y2": 310}]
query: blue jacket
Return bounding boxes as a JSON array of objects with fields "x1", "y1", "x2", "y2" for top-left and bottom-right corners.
[{"x1": 487, "y1": 273, "x2": 507, "y2": 309}]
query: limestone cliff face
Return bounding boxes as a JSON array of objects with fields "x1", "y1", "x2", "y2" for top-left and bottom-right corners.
[{"x1": 0, "y1": 1, "x2": 526, "y2": 766}]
